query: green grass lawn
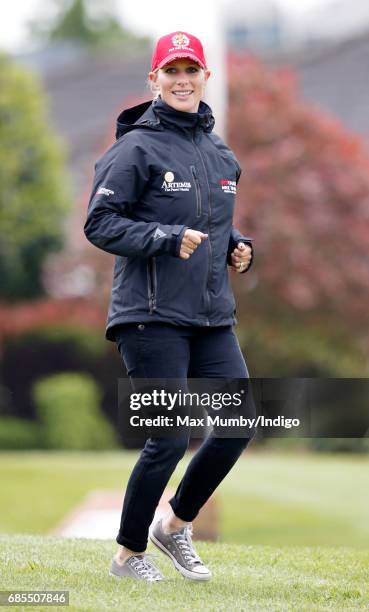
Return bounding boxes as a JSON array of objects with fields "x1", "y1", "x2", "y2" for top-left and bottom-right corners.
[
  {"x1": 1, "y1": 535, "x2": 368, "y2": 611},
  {"x1": 0, "y1": 450, "x2": 368, "y2": 548}
]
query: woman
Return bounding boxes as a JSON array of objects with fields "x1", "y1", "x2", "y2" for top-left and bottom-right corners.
[{"x1": 84, "y1": 31, "x2": 254, "y2": 582}]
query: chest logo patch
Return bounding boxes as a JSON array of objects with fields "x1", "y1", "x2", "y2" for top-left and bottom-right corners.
[
  {"x1": 219, "y1": 179, "x2": 236, "y2": 194},
  {"x1": 161, "y1": 171, "x2": 192, "y2": 192}
]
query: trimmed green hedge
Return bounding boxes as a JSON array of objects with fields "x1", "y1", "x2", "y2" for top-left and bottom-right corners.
[
  {"x1": 0, "y1": 417, "x2": 41, "y2": 450},
  {"x1": 32, "y1": 372, "x2": 117, "y2": 450}
]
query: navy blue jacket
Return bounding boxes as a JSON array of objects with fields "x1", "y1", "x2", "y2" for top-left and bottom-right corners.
[{"x1": 84, "y1": 96, "x2": 254, "y2": 341}]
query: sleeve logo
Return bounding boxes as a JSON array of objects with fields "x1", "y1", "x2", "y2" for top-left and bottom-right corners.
[
  {"x1": 97, "y1": 186, "x2": 115, "y2": 196},
  {"x1": 153, "y1": 227, "x2": 167, "y2": 240},
  {"x1": 219, "y1": 179, "x2": 236, "y2": 194}
]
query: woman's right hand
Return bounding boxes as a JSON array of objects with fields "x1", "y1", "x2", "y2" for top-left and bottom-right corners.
[{"x1": 179, "y1": 229, "x2": 208, "y2": 260}]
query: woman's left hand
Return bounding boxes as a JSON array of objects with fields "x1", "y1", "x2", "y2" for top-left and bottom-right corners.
[{"x1": 230, "y1": 242, "x2": 252, "y2": 273}]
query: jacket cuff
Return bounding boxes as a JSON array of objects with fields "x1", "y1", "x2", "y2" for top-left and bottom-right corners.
[{"x1": 170, "y1": 225, "x2": 188, "y2": 257}]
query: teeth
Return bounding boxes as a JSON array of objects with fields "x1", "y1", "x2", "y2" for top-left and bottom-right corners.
[{"x1": 173, "y1": 91, "x2": 192, "y2": 96}]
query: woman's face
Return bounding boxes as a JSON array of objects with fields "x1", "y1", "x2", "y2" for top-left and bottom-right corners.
[{"x1": 148, "y1": 59, "x2": 211, "y2": 113}]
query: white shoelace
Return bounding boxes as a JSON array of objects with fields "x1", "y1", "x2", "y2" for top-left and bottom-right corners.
[
  {"x1": 130, "y1": 554, "x2": 162, "y2": 580},
  {"x1": 173, "y1": 524, "x2": 202, "y2": 566}
]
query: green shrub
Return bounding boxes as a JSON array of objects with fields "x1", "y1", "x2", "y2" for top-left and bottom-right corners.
[
  {"x1": 33, "y1": 372, "x2": 117, "y2": 450},
  {"x1": 309, "y1": 438, "x2": 369, "y2": 453},
  {"x1": 0, "y1": 417, "x2": 41, "y2": 450},
  {"x1": 20, "y1": 325, "x2": 106, "y2": 358}
]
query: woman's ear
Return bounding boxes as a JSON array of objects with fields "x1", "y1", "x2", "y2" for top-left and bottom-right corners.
[
  {"x1": 147, "y1": 71, "x2": 160, "y2": 97},
  {"x1": 148, "y1": 70, "x2": 158, "y2": 83}
]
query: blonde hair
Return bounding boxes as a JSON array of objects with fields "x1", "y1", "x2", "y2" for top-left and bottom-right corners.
[{"x1": 146, "y1": 75, "x2": 160, "y2": 99}]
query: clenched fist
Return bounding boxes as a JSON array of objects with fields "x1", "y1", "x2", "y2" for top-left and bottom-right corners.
[
  {"x1": 179, "y1": 229, "x2": 208, "y2": 260},
  {"x1": 230, "y1": 242, "x2": 252, "y2": 273}
]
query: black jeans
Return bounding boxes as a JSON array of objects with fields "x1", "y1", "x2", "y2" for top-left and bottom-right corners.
[{"x1": 114, "y1": 322, "x2": 251, "y2": 552}]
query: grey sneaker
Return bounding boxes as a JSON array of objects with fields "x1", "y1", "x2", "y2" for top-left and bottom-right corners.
[
  {"x1": 149, "y1": 519, "x2": 211, "y2": 581},
  {"x1": 109, "y1": 554, "x2": 164, "y2": 581}
]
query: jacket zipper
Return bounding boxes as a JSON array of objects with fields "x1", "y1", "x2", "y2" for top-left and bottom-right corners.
[
  {"x1": 190, "y1": 165, "x2": 202, "y2": 217},
  {"x1": 147, "y1": 257, "x2": 157, "y2": 314},
  {"x1": 191, "y1": 134, "x2": 212, "y2": 325}
]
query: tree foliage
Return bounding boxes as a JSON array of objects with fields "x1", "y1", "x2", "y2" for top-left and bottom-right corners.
[
  {"x1": 29, "y1": 0, "x2": 151, "y2": 51},
  {"x1": 228, "y1": 53, "x2": 369, "y2": 374},
  {"x1": 0, "y1": 53, "x2": 71, "y2": 300}
]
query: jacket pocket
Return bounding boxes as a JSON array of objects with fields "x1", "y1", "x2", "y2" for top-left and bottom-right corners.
[
  {"x1": 190, "y1": 165, "x2": 202, "y2": 217},
  {"x1": 147, "y1": 257, "x2": 157, "y2": 314}
]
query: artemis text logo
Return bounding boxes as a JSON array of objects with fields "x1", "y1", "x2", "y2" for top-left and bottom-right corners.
[{"x1": 161, "y1": 174, "x2": 192, "y2": 192}]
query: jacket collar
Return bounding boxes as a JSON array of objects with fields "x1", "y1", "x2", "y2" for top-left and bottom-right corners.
[
  {"x1": 151, "y1": 96, "x2": 215, "y2": 134},
  {"x1": 115, "y1": 96, "x2": 215, "y2": 139}
]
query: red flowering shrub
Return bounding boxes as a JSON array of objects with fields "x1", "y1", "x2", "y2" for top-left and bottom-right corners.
[{"x1": 228, "y1": 53, "x2": 369, "y2": 373}]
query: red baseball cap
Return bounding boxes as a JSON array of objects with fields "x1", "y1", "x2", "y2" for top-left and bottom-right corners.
[{"x1": 151, "y1": 31, "x2": 207, "y2": 71}]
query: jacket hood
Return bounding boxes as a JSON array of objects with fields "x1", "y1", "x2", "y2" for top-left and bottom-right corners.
[{"x1": 115, "y1": 96, "x2": 215, "y2": 140}]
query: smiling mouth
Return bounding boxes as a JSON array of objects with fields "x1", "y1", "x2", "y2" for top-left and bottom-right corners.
[{"x1": 172, "y1": 90, "x2": 194, "y2": 97}]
